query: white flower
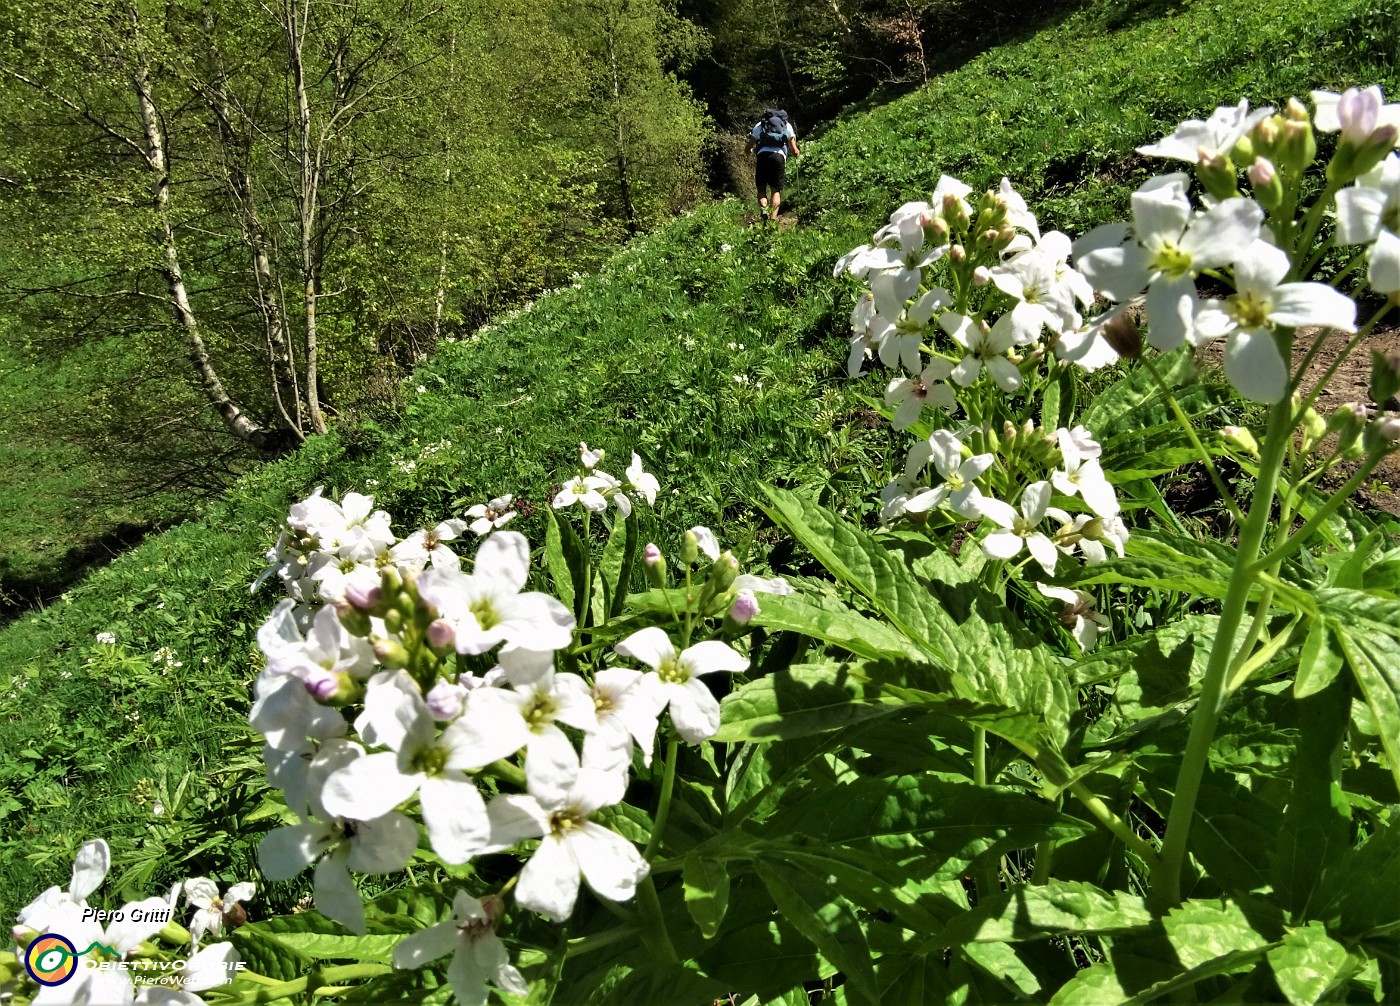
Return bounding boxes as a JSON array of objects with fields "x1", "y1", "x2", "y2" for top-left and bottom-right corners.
[
  {"x1": 1137, "y1": 99, "x2": 1273, "y2": 163},
  {"x1": 260, "y1": 739, "x2": 419, "y2": 934},
  {"x1": 581, "y1": 667, "x2": 662, "y2": 771},
  {"x1": 1074, "y1": 173, "x2": 1264, "y2": 350},
  {"x1": 1056, "y1": 425, "x2": 1102, "y2": 460},
  {"x1": 95, "y1": 632, "x2": 116, "y2": 645},
  {"x1": 733, "y1": 573, "x2": 793, "y2": 595},
  {"x1": 247, "y1": 672, "x2": 347, "y2": 815},
  {"x1": 903, "y1": 430, "x2": 995, "y2": 518},
  {"x1": 1052, "y1": 303, "x2": 1133, "y2": 372},
  {"x1": 1052, "y1": 435, "x2": 1120, "y2": 518},
  {"x1": 553, "y1": 474, "x2": 609, "y2": 512},
  {"x1": 991, "y1": 231, "x2": 1091, "y2": 341},
  {"x1": 393, "y1": 891, "x2": 527, "y2": 1006},
  {"x1": 614, "y1": 627, "x2": 748, "y2": 741},
  {"x1": 884, "y1": 359, "x2": 957, "y2": 430},
  {"x1": 978, "y1": 482, "x2": 1061, "y2": 575},
  {"x1": 450, "y1": 670, "x2": 598, "y2": 805},
  {"x1": 578, "y1": 442, "x2": 604, "y2": 469},
  {"x1": 1370, "y1": 229, "x2": 1400, "y2": 293},
  {"x1": 320, "y1": 675, "x2": 490, "y2": 865},
  {"x1": 1194, "y1": 241, "x2": 1357, "y2": 402},
  {"x1": 16, "y1": 839, "x2": 109, "y2": 936},
  {"x1": 940, "y1": 312, "x2": 1023, "y2": 392},
  {"x1": 868, "y1": 284, "x2": 952, "y2": 372},
  {"x1": 184, "y1": 878, "x2": 255, "y2": 945},
  {"x1": 482, "y1": 760, "x2": 648, "y2": 920},
  {"x1": 1037, "y1": 583, "x2": 1111, "y2": 651},
  {"x1": 688, "y1": 526, "x2": 721, "y2": 562},
  {"x1": 391, "y1": 520, "x2": 470, "y2": 572},
  {"x1": 997, "y1": 177, "x2": 1041, "y2": 241},
  {"x1": 257, "y1": 600, "x2": 376, "y2": 683},
  {"x1": 418, "y1": 531, "x2": 575, "y2": 655},
  {"x1": 466, "y1": 495, "x2": 517, "y2": 537},
  {"x1": 1312, "y1": 86, "x2": 1400, "y2": 144},
  {"x1": 1334, "y1": 154, "x2": 1400, "y2": 246},
  {"x1": 625, "y1": 453, "x2": 660, "y2": 506}
]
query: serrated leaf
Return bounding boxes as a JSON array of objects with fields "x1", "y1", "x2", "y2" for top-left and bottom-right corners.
[
  {"x1": 714, "y1": 661, "x2": 902, "y2": 742},
  {"x1": 1333, "y1": 627, "x2": 1400, "y2": 796},
  {"x1": 544, "y1": 507, "x2": 583, "y2": 615},
  {"x1": 755, "y1": 858, "x2": 878, "y2": 1002},
  {"x1": 1162, "y1": 898, "x2": 1267, "y2": 970},
  {"x1": 1268, "y1": 923, "x2": 1350, "y2": 1005},
  {"x1": 229, "y1": 928, "x2": 312, "y2": 983},
  {"x1": 764, "y1": 775, "x2": 1092, "y2": 878},
  {"x1": 748, "y1": 592, "x2": 927, "y2": 663},
  {"x1": 923, "y1": 880, "x2": 1152, "y2": 949},
  {"x1": 682, "y1": 854, "x2": 730, "y2": 939}
]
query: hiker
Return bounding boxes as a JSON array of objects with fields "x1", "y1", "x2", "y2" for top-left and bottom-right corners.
[{"x1": 748, "y1": 109, "x2": 800, "y2": 222}]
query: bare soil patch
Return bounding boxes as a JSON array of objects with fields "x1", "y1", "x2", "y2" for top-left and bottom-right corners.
[{"x1": 1201, "y1": 325, "x2": 1400, "y2": 516}]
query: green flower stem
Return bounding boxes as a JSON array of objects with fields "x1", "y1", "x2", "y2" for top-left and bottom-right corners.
[
  {"x1": 971, "y1": 727, "x2": 1002, "y2": 898},
  {"x1": 643, "y1": 736, "x2": 680, "y2": 861},
  {"x1": 1140, "y1": 354, "x2": 1244, "y2": 525},
  {"x1": 565, "y1": 926, "x2": 633, "y2": 959},
  {"x1": 635, "y1": 874, "x2": 679, "y2": 965},
  {"x1": 483, "y1": 758, "x2": 527, "y2": 788},
  {"x1": 1248, "y1": 453, "x2": 1384, "y2": 574},
  {"x1": 1030, "y1": 838, "x2": 1055, "y2": 886},
  {"x1": 1069, "y1": 781, "x2": 1161, "y2": 871},
  {"x1": 225, "y1": 963, "x2": 391, "y2": 1004},
  {"x1": 580, "y1": 510, "x2": 593, "y2": 628},
  {"x1": 1153, "y1": 390, "x2": 1294, "y2": 905}
]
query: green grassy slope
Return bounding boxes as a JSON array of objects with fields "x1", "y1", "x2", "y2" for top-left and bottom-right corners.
[{"x1": 2, "y1": 0, "x2": 1396, "y2": 914}]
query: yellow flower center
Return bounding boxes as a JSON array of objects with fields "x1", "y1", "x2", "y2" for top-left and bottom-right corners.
[{"x1": 657, "y1": 655, "x2": 690, "y2": 686}]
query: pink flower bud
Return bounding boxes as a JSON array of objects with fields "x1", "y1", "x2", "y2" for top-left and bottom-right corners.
[
  {"x1": 949, "y1": 243, "x2": 966, "y2": 262},
  {"x1": 427, "y1": 618, "x2": 456, "y2": 651},
  {"x1": 644, "y1": 543, "x2": 662, "y2": 565},
  {"x1": 343, "y1": 578, "x2": 381, "y2": 611},
  {"x1": 730, "y1": 589, "x2": 760, "y2": 626},
  {"x1": 426, "y1": 678, "x2": 468, "y2": 721},
  {"x1": 1247, "y1": 156, "x2": 1276, "y2": 187},
  {"x1": 973, "y1": 266, "x2": 991, "y2": 286},
  {"x1": 303, "y1": 669, "x2": 340, "y2": 702}
]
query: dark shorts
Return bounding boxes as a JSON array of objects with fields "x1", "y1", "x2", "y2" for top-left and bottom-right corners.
[{"x1": 755, "y1": 151, "x2": 786, "y2": 195}]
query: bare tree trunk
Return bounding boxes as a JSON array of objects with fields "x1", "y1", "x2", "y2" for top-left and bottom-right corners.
[
  {"x1": 288, "y1": 0, "x2": 328, "y2": 435},
  {"x1": 199, "y1": 6, "x2": 303, "y2": 438},
  {"x1": 432, "y1": 30, "x2": 456, "y2": 341},
  {"x1": 129, "y1": 11, "x2": 282, "y2": 451},
  {"x1": 605, "y1": 14, "x2": 638, "y2": 234}
]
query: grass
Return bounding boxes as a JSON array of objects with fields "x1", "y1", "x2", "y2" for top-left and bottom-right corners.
[{"x1": 2, "y1": 0, "x2": 1397, "y2": 917}]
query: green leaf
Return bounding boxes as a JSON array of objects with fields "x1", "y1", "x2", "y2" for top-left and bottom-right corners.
[
  {"x1": 599, "y1": 513, "x2": 638, "y2": 619},
  {"x1": 922, "y1": 880, "x2": 1152, "y2": 949},
  {"x1": 748, "y1": 592, "x2": 927, "y2": 663},
  {"x1": 1161, "y1": 898, "x2": 1268, "y2": 970},
  {"x1": 762, "y1": 775, "x2": 1092, "y2": 878},
  {"x1": 1268, "y1": 923, "x2": 1350, "y2": 1006},
  {"x1": 757, "y1": 485, "x2": 959, "y2": 666},
  {"x1": 682, "y1": 854, "x2": 730, "y2": 939},
  {"x1": 714, "y1": 662, "x2": 902, "y2": 742},
  {"x1": 229, "y1": 927, "x2": 313, "y2": 983},
  {"x1": 755, "y1": 858, "x2": 878, "y2": 1002},
  {"x1": 1295, "y1": 620, "x2": 1344, "y2": 698},
  {"x1": 544, "y1": 507, "x2": 584, "y2": 615},
  {"x1": 1079, "y1": 345, "x2": 1197, "y2": 436},
  {"x1": 1334, "y1": 627, "x2": 1400, "y2": 796},
  {"x1": 244, "y1": 913, "x2": 403, "y2": 963}
]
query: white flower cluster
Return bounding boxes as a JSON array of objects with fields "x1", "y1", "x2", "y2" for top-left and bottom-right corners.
[
  {"x1": 13, "y1": 840, "x2": 247, "y2": 1006},
  {"x1": 551, "y1": 442, "x2": 659, "y2": 517},
  {"x1": 245, "y1": 460, "x2": 765, "y2": 1004}
]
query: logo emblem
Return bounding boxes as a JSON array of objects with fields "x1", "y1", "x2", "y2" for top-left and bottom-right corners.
[{"x1": 24, "y1": 934, "x2": 79, "y2": 986}]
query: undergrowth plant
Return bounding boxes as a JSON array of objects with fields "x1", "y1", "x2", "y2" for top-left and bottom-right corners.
[{"x1": 8, "y1": 88, "x2": 1400, "y2": 1005}]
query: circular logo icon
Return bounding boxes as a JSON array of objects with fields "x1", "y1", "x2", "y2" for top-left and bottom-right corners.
[{"x1": 25, "y1": 934, "x2": 79, "y2": 986}]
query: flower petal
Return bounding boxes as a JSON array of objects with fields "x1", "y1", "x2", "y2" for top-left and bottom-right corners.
[
  {"x1": 419, "y1": 773, "x2": 490, "y2": 864},
  {"x1": 320, "y1": 752, "x2": 420, "y2": 822},
  {"x1": 1225, "y1": 329, "x2": 1289, "y2": 404},
  {"x1": 1269, "y1": 282, "x2": 1357, "y2": 332},
  {"x1": 259, "y1": 822, "x2": 335, "y2": 881},
  {"x1": 70, "y1": 839, "x2": 111, "y2": 902},
  {"x1": 681, "y1": 640, "x2": 749, "y2": 677},
  {"x1": 314, "y1": 848, "x2": 366, "y2": 934},
  {"x1": 517, "y1": 837, "x2": 582, "y2": 921},
  {"x1": 572, "y1": 822, "x2": 649, "y2": 903},
  {"x1": 346, "y1": 812, "x2": 419, "y2": 874},
  {"x1": 669, "y1": 677, "x2": 723, "y2": 742},
  {"x1": 393, "y1": 920, "x2": 460, "y2": 970},
  {"x1": 615, "y1": 626, "x2": 676, "y2": 670}
]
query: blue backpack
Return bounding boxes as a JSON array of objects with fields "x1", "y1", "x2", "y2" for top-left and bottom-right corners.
[{"x1": 758, "y1": 109, "x2": 789, "y2": 148}]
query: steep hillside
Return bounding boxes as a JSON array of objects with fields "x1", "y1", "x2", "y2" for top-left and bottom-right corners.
[{"x1": 2, "y1": 0, "x2": 1396, "y2": 914}]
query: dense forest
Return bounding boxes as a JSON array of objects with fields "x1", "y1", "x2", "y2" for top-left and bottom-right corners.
[{"x1": 0, "y1": 0, "x2": 1068, "y2": 614}]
